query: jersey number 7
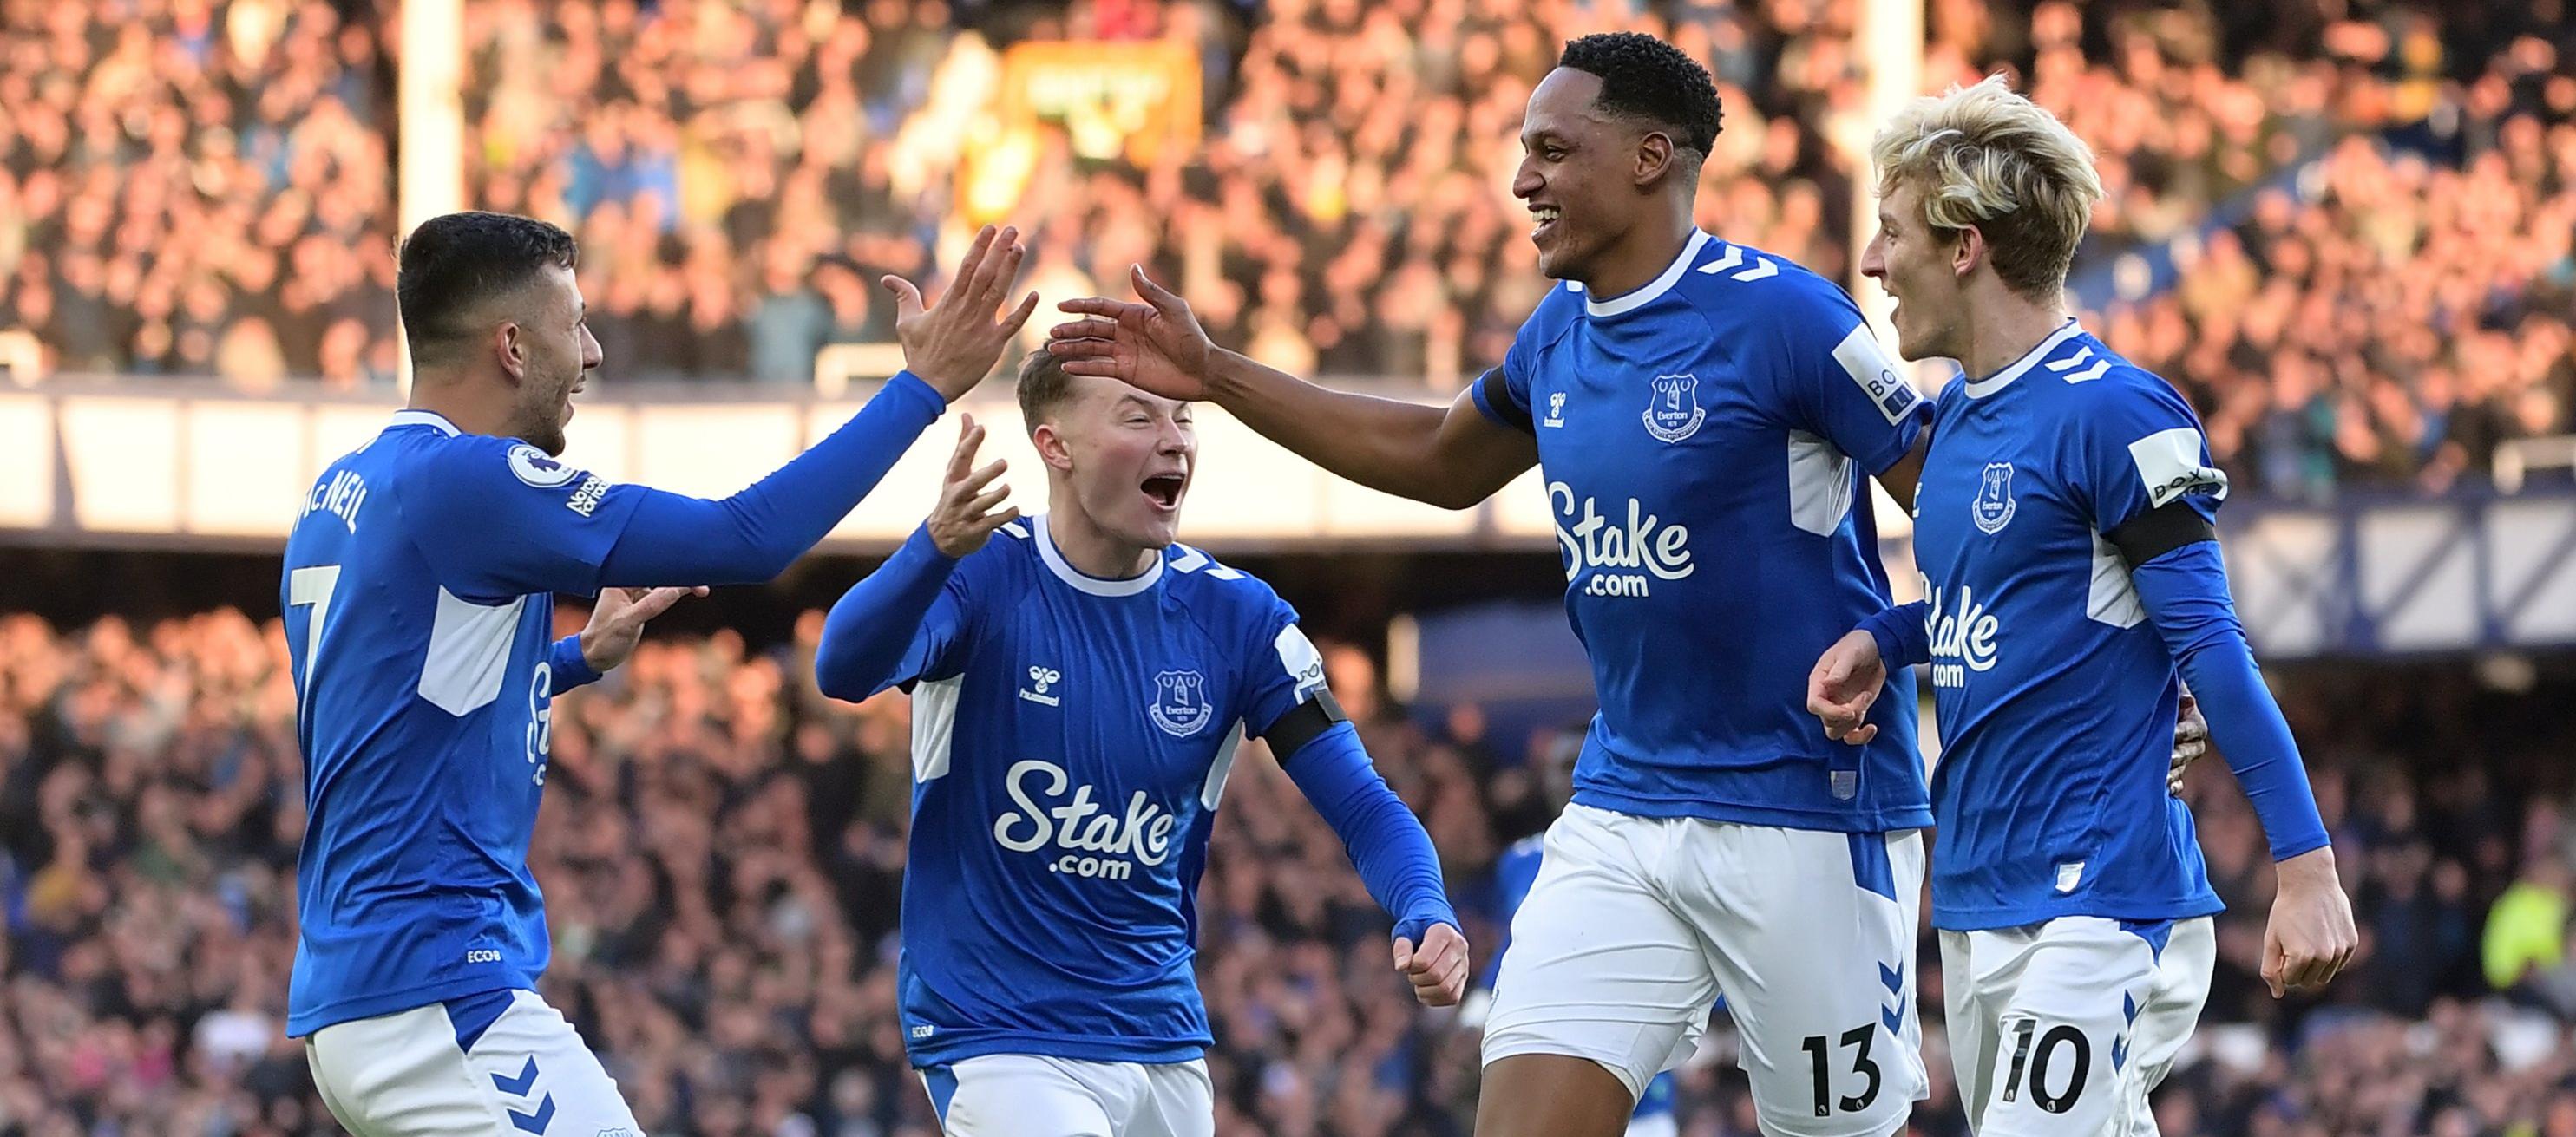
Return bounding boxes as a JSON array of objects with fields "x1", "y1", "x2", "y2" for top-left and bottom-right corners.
[{"x1": 289, "y1": 565, "x2": 343, "y2": 702}]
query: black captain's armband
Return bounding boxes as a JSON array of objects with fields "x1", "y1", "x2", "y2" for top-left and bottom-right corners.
[
  {"x1": 1475, "y1": 367, "x2": 1534, "y2": 434},
  {"x1": 2108, "y1": 501, "x2": 2218, "y2": 569},
  {"x1": 1262, "y1": 689, "x2": 1349, "y2": 759}
]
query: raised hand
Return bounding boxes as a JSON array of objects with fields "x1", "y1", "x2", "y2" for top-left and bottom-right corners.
[
  {"x1": 1044, "y1": 265, "x2": 1215, "y2": 402},
  {"x1": 928, "y1": 415, "x2": 1017, "y2": 558},
  {"x1": 1806, "y1": 629, "x2": 1886, "y2": 744},
  {"x1": 579, "y1": 585, "x2": 708, "y2": 673},
  {"x1": 883, "y1": 225, "x2": 1042, "y2": 401},
  {"x1": 1393, "y1": 923, "x2": 1472, "y2": 1008}
]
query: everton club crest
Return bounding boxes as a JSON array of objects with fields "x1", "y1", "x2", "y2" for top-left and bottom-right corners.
[
  {"x1": 1147, "y1": 670, "x2": 1216, "y2": 737},
  {"x1": 1972, "y1": 461, "x2": 2017, "y2": 534},
  {"x1": 1643, "y1": 374, "x2": 1705, "y2": 443}
]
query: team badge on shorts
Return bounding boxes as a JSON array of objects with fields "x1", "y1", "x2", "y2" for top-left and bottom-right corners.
[
  {"x1": 1643, "y1": 374, "x2": 1706, "y2": 443},
  {"x1": 1973, "y1": 461, "x2": 2018, "y2": 534},
  {"x1": 1148, "y1": 670, "x2": 1216, "y2": 737}
]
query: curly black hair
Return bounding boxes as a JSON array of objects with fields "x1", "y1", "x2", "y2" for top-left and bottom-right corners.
[{"x1": 1557, "y1": 32, "x2": 1725, "y2": 156}]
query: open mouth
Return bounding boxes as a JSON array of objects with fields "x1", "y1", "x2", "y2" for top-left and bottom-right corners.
[
  {"x1": 1530, "y1": 205, "x2": 1562, "y2": 242},
  {"x1": 1141, "y1": 474, "x2": 1185, "y2": 512}
]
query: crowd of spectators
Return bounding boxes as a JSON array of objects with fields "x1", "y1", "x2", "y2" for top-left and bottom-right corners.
[
  {"x1": 1926, "y1": 0, "x2": 2576, "y2": 497},
  {"x1": 0, "y1": 0, "x2": 2567, "y2": 489},
  {"x1": 3, "y1": 602, "x2": 2573, "y2": 1134},
  {"x1": 0, "y1": 0, "x2": 403, "y2": 390}
]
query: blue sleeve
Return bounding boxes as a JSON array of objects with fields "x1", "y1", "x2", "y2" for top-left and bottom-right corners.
[
  {"x1": 547, "y1": 635, "x2": 604, "y2": 692},
  {"x1": 399, "y1": 435, "x2": 650, "y2": 600},
  {"x1": 813, "y1": 526, "x2": 977, "y2": 702},
  {"x1": 1773, "y1": 280, "x2": 1926, "y2": 475},
  {"x1": 1467, "y1": 305, "x2": 1545, "y2": 435},
  {"x1": 591, "y1": 373, "x2": 947, "y2": 586},
  {"x1": 2131, "y1": 543, "x2": 2330, "y2": 862},
  {"x1": 1860, "y1": 600, "x2": 1930, "y2": 669},
  {"x1": 1280, "y1": 721, "x2": 1459, "y2": 944}
]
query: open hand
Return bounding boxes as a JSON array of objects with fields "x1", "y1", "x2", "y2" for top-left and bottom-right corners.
[
  {"x1": 2169, "y1": 693, "x2": 2208, "y2": 794},
  {"x1": 1045, "y1": 265, "x2": 1215, "y2": 401},
  {"x1": 579, "y1": 585, "x2": 707, "y2": 673},
  {"x1": 928, "y1": 415, "x2": 1017, "y2": 558},
  {"x1": 884, "y1": 225, "x2": 1041, "y2": 400}
]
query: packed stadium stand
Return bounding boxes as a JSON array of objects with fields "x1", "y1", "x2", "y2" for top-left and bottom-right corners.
[{"x1": 2, "y1": 0, "x2": 2574, "y2": 1134}]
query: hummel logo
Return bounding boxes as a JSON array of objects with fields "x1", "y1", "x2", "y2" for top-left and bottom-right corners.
[
  {"x1": 1542, "y1": 391, "x2": 1567, "y2": 428},
  {"x1": 1019, "y1": 666, "x2": 1062, "y2": 707}
]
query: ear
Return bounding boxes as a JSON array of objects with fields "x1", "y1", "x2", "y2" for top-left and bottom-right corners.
[
  {"x1": 1951, "y1": 225, "x2": 1989, "y2": 281},
  {"x1": 1634, "y1": 131, "x2": 1676, "y2": 188},
  {"x1": 495, "y1": 322, "x2": 527, "y2": 382},
  {"x1": 1031, "y1": 421, "x2": 1075, "y2": 474}
]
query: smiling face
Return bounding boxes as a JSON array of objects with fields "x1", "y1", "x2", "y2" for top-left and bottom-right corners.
[
  {"x1": 1032, "y1": 371, "x2": 1198, "y2": 552},
  {"x1": 1859, "y1": 180, "x2": 1970, "y2": 363},
  {"x1": 1513, "y1": 68, "x2": 1658, "y2": 284},
  {"x1": 499, "y1": 264, "x2": 603, "y2": 456}
]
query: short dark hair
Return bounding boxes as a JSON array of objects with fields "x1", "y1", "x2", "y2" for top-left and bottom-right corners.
[
  {"x1": 1016, "y1": 350, "x2": 1078, "y2": 430},
  {"x1": 396, "y1": 211, "x2": 579, "y2": 365},
  {"x1": 1557, "y1": 32, "x2": 1725, "y2": 157}
]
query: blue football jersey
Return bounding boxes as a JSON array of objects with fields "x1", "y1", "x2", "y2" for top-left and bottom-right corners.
[
  {"x1": 1472, "y1": 231, "x2": 1931, "y2": 832},
  {"x1": 890, "y1": 515, "x2": 1330, "y2": 1068},
  {"x1": 280, "y1": 410, "x2": 645, "y2": 1036},
  {"x1": 1911, "y1": 322, "x2": 2228, "y2": 930}
]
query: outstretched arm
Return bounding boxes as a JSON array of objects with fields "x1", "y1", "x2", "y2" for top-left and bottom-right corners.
[
  {"x1": 1049, "y1": 266, "x2": 1536, "y2": 509},
  {"x1": 597, "y1": 225, "x2": 1037, "y2": 587}
]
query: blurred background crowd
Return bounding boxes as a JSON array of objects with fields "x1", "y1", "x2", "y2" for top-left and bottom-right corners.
[
  {"x1": 3, "y1": 0, "x2": 2575, "y2": 1134},
  {"x1": 2, "y1": 603, "x2": 2574, "y2": 1136},
  {"x1": 0, "y1": 0, "x2": 2567, "y2": 492}
]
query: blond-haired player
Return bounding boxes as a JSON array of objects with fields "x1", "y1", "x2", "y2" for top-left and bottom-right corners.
[{"x1": 1807, "y1": 76, "x2": 2358, "y2": 1134}]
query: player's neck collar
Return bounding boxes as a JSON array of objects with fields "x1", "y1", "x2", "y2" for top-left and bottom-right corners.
[
  {"x1": 1578, "y1": 229, "x2": 1711, "y2": 319},
  {"x1": 1032, "y1": 513, "x2": 1164, "y2": 598},
  {"x1": 387, "y1": 409, "x2": 461, "y2": 436},
  {"x1": 1962, "y1": 319, "x2": 2085, "y2": 400}
]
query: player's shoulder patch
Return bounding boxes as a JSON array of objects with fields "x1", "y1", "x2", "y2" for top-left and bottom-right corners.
[{"x1": 503, "y1": 441, "x2": 585, "y2": 487}]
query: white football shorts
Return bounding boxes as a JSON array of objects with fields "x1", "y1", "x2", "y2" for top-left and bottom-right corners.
[
  {"x1": 305, "y1": 989, "x2": 640, "y2": 1137},
  {"x1": 1483, "y1": 803, "x2": 1930, "y2": 1137},
  {"x1": 1941, "y1": 915, "x2": 2216, "y2": 1137},
  {"x1": 920, "y1": 1054, "x2": 1214, "y2": 1137}
]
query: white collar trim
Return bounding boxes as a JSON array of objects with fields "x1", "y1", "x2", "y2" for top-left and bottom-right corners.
[
  {"x1": 1581, "y1": 230, "x2": 1713, "y2": 318},
  {"x1": 388, "y1": 409, "x2": 461, "y2": 435},
  {"x1": 1962, "y1": 320, "x2": 2085, "y2": 400},
  {"x1": 1032, "y1": 513, "x2": 1163, "y2": 597}
]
